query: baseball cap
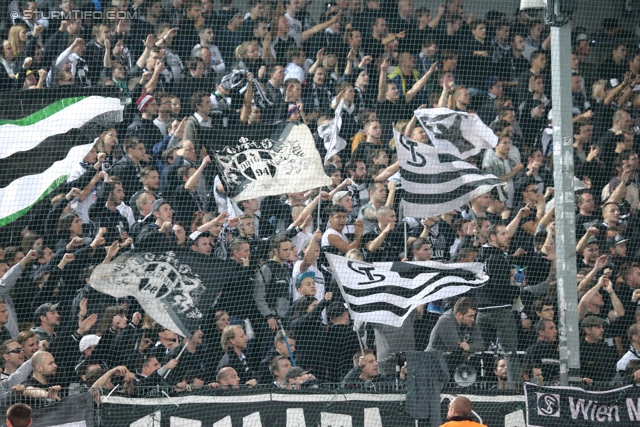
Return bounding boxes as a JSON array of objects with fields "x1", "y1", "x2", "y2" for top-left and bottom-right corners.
[
  {"x1": 575, "y1": 33, "x2": 589, "y2": 43},
  {"x1": 332, "y1": 190, "x2": 352, "y2": 205},
  {"x1": 581, "y1": 316, "x2": 605, "y2": 328},
  {"x1": 296, "y1": 271, "x2": 316, "y2": 287},
  {"x1": 607, "y1": 234, "x2": 628, "y2": 248},
  {"x1": 79, "y1": 334, "x2": 101, "y2": 353},
  {"x1": 587, "y1": 235, "x2": 598, "y2": 245},
  {"x1": 287, "y1": 104, "x2": 300, "y2": 119},
  {"x1": 34, "y1": 303, "x2": 59, "y2": 322},
  {"x1": 151, "y1": 198, "x2": 170, "y2": 213},
  {"x1": 285, "y1": 366, "x2": 309, "y2": 381}
]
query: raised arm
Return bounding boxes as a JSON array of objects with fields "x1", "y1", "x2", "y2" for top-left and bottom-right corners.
[
  {"x1": 301, "y1": 11, "x2": 343, "y2": 42},
  {"x1": 405, "y1": 62, "x2": 438, "y2": 103},
  {"x1": 377, "y1": 57, "x2": 390, "y2": 103}
]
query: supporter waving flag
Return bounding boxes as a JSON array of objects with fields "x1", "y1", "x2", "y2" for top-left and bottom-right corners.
[
  {"x1": 0, "y1": 87, "x2": 123, "y2": 227},
  {"x1": 396, "y1": 130, "x2": 503, "y2": 218},
  {"x1": 214, "y1": 122, "x2": 331, "y2": 202},
  {"x1": 414, "y1": 107, "x2": 498, "y2": 159},
  {"x1": 326, "y1": 253, "x2": 488, "y2": 328}
]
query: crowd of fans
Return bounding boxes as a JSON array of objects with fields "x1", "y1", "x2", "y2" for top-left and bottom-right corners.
[{"x1": 1, "y1": 0, "x2": 640, "y2": 407}]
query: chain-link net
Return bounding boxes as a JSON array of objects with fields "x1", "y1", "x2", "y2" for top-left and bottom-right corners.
[{"x1": 0, "y1": 0, "x2": 640, "y2": 426}]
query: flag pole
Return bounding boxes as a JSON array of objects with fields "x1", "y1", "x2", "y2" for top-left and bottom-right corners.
[
  {"x1": 317, "y1": 187, "x2": 322, "y2": 231},
  {"x1": 230, "y1": 202, "x2": 246, "y2": 235},
  {"x1": 338, "y1": 290, "x2": 365, "y2": 355},
  {"x1": 163, "y1": 339, "x2": 188, "y2": 379},
  {"x1": 277, "y1": 319, "x2": 296, "y2": 366},
  {"x1": 402, "y1": 205, "x2": 407, "y2": 260}
]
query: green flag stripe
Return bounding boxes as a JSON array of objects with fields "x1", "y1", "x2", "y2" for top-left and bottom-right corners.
[
  {"x1": 0, "y1": 97, "x2": 86, "y2": 126},
  {"x1": 0, "y1": 175, "x2": 68, "y2": 227}
]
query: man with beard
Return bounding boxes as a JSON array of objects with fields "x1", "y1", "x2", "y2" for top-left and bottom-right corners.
[
  {"x1": 345, "y1": 159, "x2": 369, "y2": 211},
  {"x1": 475, "y1": 222, "x2": 520, "y2": 389},
  {"x1": 21, "y1": 351, "x2": 61, "y2": 399},
  {"x1": 579, "y1": 316, "x2": 619, "y2": 383},
  {"x1": 88, "y1": 179, "x2": 130, "y2": 245},
  {"x1": 129, "y1": 167, "x2": 162, "y2": 217}
]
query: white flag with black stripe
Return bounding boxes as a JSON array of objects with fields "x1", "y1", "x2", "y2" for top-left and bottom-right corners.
[
  {"x1": 414, "y1": 107, "x2": 497, "y2": 159},
  {"x1": 326, "y1": 253, "x2": 488, "y2": 327},
  {"x1": 396, "y1": 130, "x2": 503, "y2": 218}
]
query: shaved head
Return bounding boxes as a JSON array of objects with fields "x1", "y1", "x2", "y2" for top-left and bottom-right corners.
[{"x1": 450, "y1": 396, "x2": 473, "y2": 418}]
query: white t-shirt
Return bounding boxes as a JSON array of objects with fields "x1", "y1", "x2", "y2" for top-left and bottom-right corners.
[
  {"x1": 285, "y1": 13, "x2": 303, "y2": 46},
  {"x1": 284, "y1": 62, "x2": 305, "y2": 83},
  {"x1": 321, "y1": 228, "x2": 348, "y2": 249}
]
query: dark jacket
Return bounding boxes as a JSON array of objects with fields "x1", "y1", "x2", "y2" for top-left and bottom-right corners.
[
  {"x1": 217, "y1": 350, "x2": 255, "y2": 383},
  {"x1": 109, "y1": 155, "x2": 142, "y2": 199},
  {"x1": 125, "y1": 118, "x2": 164, "y2": 153},
  {"x1": 475, "y1": 244, "x2": 520, "y2": 309},
  {"x1": 404, "y1": 350, "x2": 450, "y2": 425}
]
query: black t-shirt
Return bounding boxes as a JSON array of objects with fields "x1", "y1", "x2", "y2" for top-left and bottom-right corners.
[
  {"x1": 598, "y1": 59, "x2": 628, "y2": 83},
  {"x1": 579, "y1": 339, "x2": 618, "y2": 382},
  {"x1": 524, "y1": 339, "x2": 560, "y2": 381},
  {"x1": 22, "y1": 376, "x2": 49, "y2": 389},
  {"x1": 376, "y1": 99, "x2": 412, "y2": 143},
  {"x1": 510, "y1": 205, "x2": 537, "y2": 255},
  {"x1": 459, "y1": 39, "x2": 492, "y2": 89},
  {"x1": 361, "y1": 35, "x2": 385, "y2": 61},
  {"x1": 575, "y1": 213, "x2": 599, "y2": 237},
  {"x1": 362, "y1": 227, "x2": 405, "y2": 262}
]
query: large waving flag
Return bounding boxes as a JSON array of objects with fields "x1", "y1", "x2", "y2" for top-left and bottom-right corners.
[
  {"x1": 90, "y1": 250, "x2": 227, "y2": 337},
  {"x1": 326, "y1": 253, "x2": 488, "y2": 327},
  {"x1": 414, "y1": 107, "x2": 497, "y2": 159},
  {"x1": 214, "y1": 122, "x2": 331, "y2": 202},
  {"x1": 0, "y1": 88, "x2": 123, "y2": 227},
  {"x1": 396, "y1": 130, "x2": 503, "y2": 218}
]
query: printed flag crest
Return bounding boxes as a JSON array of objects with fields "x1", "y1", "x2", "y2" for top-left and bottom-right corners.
[{"x1": 214, "y1": 122, "x2": 331, "y2": 202}]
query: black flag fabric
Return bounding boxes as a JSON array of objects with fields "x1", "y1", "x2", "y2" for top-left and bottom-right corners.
[
  {"x1": 213, "y1": 122, "x2": 331, "y2": 202},
  {"x1": 89, "y1": 250, "x2": 227, "y2": 338},
  {"x1": 326, "y1": 253, "x2": 488, "y2": 327},
  {"x1": 395, "y1": 130, "x2": 503, "y2": 218}
]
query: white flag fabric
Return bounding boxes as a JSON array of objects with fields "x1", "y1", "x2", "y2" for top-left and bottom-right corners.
[
  {"x1": 414, "y1": 107, "x2": 497, "y2": 159},
  {"x1": 326, "y1": 253, "x2": 488, "y2": 328},
  {"x1": 318, "y1": 99, "x2": 347, "y2": 164},
  {"x1": 395, "y1": 130, "x2": 503, "y2": 218},
  {"x1": 214, "y1": 122, "x2": 332, "y2": 202}
]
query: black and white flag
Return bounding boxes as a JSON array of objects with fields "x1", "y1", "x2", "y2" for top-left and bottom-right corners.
[
  {"x1": 326, "y1": 253, "x2": 488, "y2": 327},
  {"x1": 90, "y1": 251, "x2": 226, "y2": 337},
  {"x1": 414, "y1": 108, "x2": 497, "y2": 159},
  {"x1": 318, "y1": 99, "x2": 347, "y2": 164},
  {"x1": 214, "y1": 122, "x2": 331, "y2": 202},
  {"x1": 396, "y1": 130, "x2": 503, "y2": 218}
]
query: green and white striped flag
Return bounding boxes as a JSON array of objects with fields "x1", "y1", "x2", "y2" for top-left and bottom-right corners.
[{"x1": 0, "y1": 88, "x2": 124, "y2": 227}]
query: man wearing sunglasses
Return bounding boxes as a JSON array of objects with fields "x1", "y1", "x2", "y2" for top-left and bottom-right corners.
[{"x1": 0, "y1": 340, "x2": 25, "y2": 380}]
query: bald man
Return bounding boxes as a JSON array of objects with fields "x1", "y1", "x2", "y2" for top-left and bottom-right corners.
[
  {"x1": 216, "y1": 367, "x2": 241, "y2": 389},
  {"x1": 440, "y1": 396, "x2": 488, "y2": 427}
]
